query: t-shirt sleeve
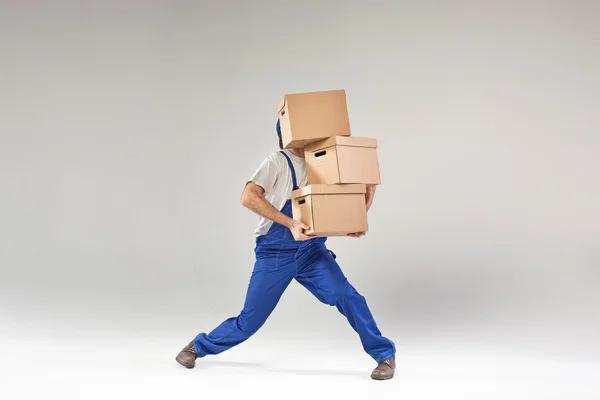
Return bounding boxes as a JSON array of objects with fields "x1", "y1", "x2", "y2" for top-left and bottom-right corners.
[{"x1": 248, "y1": 155, "x2": 279, "y2": 193}]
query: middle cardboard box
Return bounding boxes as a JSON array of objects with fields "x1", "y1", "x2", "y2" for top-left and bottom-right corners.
[
  {"x1": 304, "y1": 136, "x2": 381, "y2": 185},
  {"x1": 291, "y1": 183, "x2": 368, "y2": 237}
]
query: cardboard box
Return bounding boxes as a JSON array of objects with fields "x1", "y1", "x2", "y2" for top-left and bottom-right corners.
[
  {"x1": 292, "y1": 184, "x2": 368, "y2": 237},
  {"x1": 304, "y1": 136, "x2": 381, "y2": 185},
  {"x1": 277, "y1": 89, "x2": 351, "y2": 148}
]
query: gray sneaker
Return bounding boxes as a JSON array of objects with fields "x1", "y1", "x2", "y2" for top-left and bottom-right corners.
[
  {"x1": 175, "y1": 341, "x2": 197, "y2": 369},
  {"x1": 370, "y1": 355, "x2": 395, "y2": 380}
]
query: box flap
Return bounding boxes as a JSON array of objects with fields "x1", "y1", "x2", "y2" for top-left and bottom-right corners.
[
  {"x1": 292, "y1": 184, "x2": 366, "y2": 198},
  {"x1": 305, "y1": 136, "x2": 377, "y2": 152},
  {"x1": 335, "y1": 136, "x2": 377, "y2": 148},
  {"x1": 277, "y1": 96, "x2": 286, "y2": 115}
]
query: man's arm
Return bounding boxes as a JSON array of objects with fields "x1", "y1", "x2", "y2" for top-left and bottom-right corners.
[
  {"x1": 240, "y1": 182, "x2": 312, "y2": 240},
  {"x1": 348, "y1": 184, "x2": 377, "y2": 238},
  {"x1": 365, "y1": 184, "x2": 376, "y2": 212}
]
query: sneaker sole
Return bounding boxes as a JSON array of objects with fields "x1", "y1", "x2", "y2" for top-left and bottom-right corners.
[
  {"x1": 371, "y1": 373, "x2": 394, "y2": 380},
  {"x1": 175, "y1": 355, "x2": 194, "y2": 369}
]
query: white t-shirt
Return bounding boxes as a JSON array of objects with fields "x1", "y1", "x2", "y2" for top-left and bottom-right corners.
[{"x1": 247, "y1": 149, "x2": 308, "y2": 237}]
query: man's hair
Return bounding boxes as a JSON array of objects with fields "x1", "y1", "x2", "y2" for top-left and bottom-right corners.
[{"x1": 276, "y1": 118, "x2": 283, "y2": 149}]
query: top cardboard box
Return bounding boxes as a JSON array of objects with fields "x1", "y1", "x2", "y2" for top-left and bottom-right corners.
[{"x1": 277, "y1": 89, "x2": 351, "y2": 149}]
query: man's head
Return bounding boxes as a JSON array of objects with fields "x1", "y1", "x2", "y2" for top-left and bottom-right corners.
[
  {"x1": 275, "y1": 118, "x2": 305, "y2": 157},
  {"x1": 276, "y1": 118, "x2": 283, "y2": 149}
]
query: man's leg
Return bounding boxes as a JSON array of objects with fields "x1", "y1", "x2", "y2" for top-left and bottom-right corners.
[
  {"x1": 176, "y1": 252, "x2": 296, "y2": 367},
  {"x1": 295, "y1": 246, "x2": 396, "y2": 365}
]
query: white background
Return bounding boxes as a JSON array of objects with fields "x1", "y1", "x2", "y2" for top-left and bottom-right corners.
[{"x1": 1, "y1": 1, "x2": 599, "y2": 398}]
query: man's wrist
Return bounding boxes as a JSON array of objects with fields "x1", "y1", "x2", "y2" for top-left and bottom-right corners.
[{"x1": 282, "y1": 216, "x2": 296, "y2": 229}]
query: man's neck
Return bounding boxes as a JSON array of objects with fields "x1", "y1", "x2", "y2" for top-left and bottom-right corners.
[{"x1": 288, "y1": 148, "x2": 305, "y2": 159}]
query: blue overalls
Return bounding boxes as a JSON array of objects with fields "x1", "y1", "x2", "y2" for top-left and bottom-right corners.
[{"x1": 193, "y1": 151, "x2": 396, "y2": 363}]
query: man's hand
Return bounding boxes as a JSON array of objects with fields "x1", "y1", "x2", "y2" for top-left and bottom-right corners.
[
  {"x1": 241, "y1": 183, "x2": 314, "y2": 241},
  {"x1": 347, "y1": 231, "x2": 366, "y2": 238},
  {"x1": 289, "y1": 220, "x2": 313, "y2": 241}
]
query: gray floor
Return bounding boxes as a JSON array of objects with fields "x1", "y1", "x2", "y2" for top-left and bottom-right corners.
[{"x1": 3, "y1": 315, "x2": 599, "y2": 400}]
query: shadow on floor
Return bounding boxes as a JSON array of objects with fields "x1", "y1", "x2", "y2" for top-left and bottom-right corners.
[{"x1": 198, "y1": 360, "x2": 367, "y2": 379}]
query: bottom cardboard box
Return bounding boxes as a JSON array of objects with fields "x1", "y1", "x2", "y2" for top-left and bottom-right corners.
[{"x1": 291, "y1": 184, "x2": 368, "y2": 237}]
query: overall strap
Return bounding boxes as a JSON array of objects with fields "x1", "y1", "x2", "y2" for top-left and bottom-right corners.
[{"x1": 279, "y1": 150, "x2": 299, "y2": 191}]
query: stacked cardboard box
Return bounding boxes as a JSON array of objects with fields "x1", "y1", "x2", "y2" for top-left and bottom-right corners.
[{"x1": 276, "y1": 89, "x2": 381, "y2": 237}]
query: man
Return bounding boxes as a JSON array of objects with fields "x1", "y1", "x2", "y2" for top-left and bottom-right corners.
[{"x1": 176, "y1": 119, "x2": 396, "y2": 380}]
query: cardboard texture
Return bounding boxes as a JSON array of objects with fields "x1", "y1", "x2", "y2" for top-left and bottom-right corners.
[
  {"x1": 304, "y1": 136, "x2": 381, "y2": 185},
  {"x1": 277, "y1": 89, "x2": 351, "y2": 149},
  {"x1": 291, "y1": 184, "x2": 368, "y2": 237}
]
